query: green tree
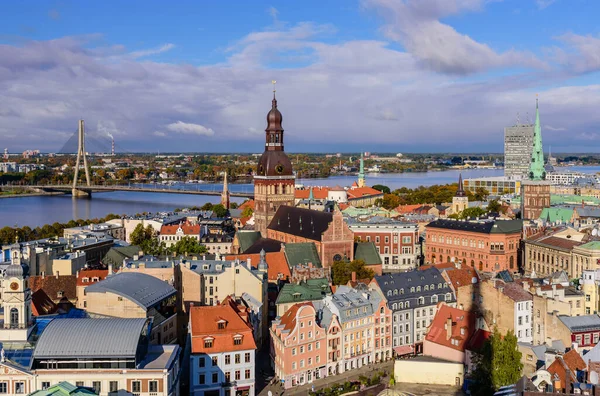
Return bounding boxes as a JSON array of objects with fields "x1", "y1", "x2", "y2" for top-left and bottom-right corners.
[
  {"x1": 376, "y1": 193, "x2": 401, "y2": 210},
  {"x1": 459, "y1": 207, "x2": 487, "y2": 220},
  {"x1": 201, "y1": 202, "x2": 214, "y2": 211},
  {"x1": 130, "y1": 224, "x2": 155, "y2": 246},
  {"x1": 230, "y1": 202, "x2": 239, "y2": 209},
  {"x1": 168, "y1": 236, "x2": 208, "y2": 256},
  {"x1": 471, "y1": 328, "x2": 523, "y2": 396},
  {"x1": 372, "y1": 184, "x2": 391, "y2": 194},
  {"x1": 487, "y1": 199, "x2": 502, "y2": 213},
  {"x1": 331, "y1": 259, "x2": 375, "y2": 286},
  {"x1": 473, "y1": 187, "x2": 490, "y2": 201},
  {"x1": 212, "y1": 204, "x2": 228, "y2": 218},
  {"x1": 241, "y1": 206, "x2": 254, "y2": 218}
]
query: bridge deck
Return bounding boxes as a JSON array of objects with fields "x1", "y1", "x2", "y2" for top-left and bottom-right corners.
[{"x1": 8, "y1": 185, "x2": 254, "y2": 198}]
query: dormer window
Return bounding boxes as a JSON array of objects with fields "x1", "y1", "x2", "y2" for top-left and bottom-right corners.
[
  {"x1": 82, "y1": 278, "x2": 89, "y2": 283},
  {"x1": 233, "y1": 335, "x2": 243, "y2": 346},
  {"x1": 92, "y1": 277, "x2": 99, "y2": 282},
  {"x1": 204, "y1": 338, "x2": 214, "y2": 348},
  {"x1": 57, "y1": 291, "x2": 64, "y2": 298},
  {"x1": 218, "y1": 320, "x2": 227, "y2": 330}
]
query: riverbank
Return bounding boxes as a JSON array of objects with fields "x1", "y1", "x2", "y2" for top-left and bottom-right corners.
[{"x1": 0, "y1": 191, "x2": 65, "y2": 199}]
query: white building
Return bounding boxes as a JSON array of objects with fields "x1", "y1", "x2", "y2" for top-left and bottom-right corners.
[
  {"x1": 504, "y1": 123, "x2": 534, "y2": 179},
  {"x1": 189, "y1": 303, "x2": 257, "y2": 396},
  {"x1": 546, "y1": 170, "x2": 586, "y2": 185},
  {"x1": 514, "y1": 298, "x2": 533, "y2": 344}
]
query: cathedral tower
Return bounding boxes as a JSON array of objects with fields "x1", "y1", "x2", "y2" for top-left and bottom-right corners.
[
  {"x1": 357, "y1": 153, "x2": 365, "y2": 188},
  {"x1": 253, "y1": 83, "x2": 295, "y2": 236},
  {"x1": 521, "y1": 97, "x2": 551, "y2": 220},
  {"x1": 221, "y1": 170, "x2": 230, "y2": 210}
]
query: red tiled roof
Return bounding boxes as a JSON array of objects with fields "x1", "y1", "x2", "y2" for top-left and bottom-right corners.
[
  {"x1": 278, "y1": 302, "x2": 313, "y2": 333},
  {"x1": 425, "y1": 304, "x2": 475, "y2": 352},
  {"x1": 31, "y1": 289, "x2": 59, "y2": 316},
  {"x1": 160, "y1": 222, "x2": 201, "y2": 236},
  {"x1": 418, "y1": 262, "x2": 456, "y2": 271},
  {"x1": 496, "y1": 281, "x2": 532, "y2": 302},
  {"x1": 465, "y1": 329, "x2": 491, "y2": 351},
  {"x1": 77, "y1": 269, "x2": 109, "y2": 287},
  {"x1": 445, "y1": 267, "x2": 479, "y2": 289},
  {"x1": 30, "y1": 275, "x2": 77, "y2": 303},
  {"x1": 295, "y1": 187, "x2": 330, "y2": 200},
  {"x1": 547, "y1": 349, "x2": 586, "y2": 386},
  {"x1": 527, "y1": 235, "x2": 583, "y2": 250},
  {"x1": 239, "y1": 200, "x2": 255, "y2": 211},
  {"x1": 190, "y1": 303, "x2": 256, "y2": 354},
  {"x1": 225, "y1": 251, "x2": 290, "y2": 281},
  {"x1": 395, "y1": 204, "x2": 424, "y2": 214},
  {"x1": 347, "y1": 187, "x2": 383, "y2": 199}
]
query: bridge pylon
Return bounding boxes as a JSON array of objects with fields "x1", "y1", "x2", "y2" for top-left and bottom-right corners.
[{"x1": 72, "y1": 119, "x2": 92, "y2": 198}]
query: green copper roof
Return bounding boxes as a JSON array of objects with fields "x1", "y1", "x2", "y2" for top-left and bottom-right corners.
[
  {"x1": 551, "y1": 195, "x2": 600, "y2": 205},
  {"x1": 284, "y1": 242, "x2": 322, "y2": 268},
  {"x1": 354, "y1": 242, "x2": 382, "y2": 265},
  {"x1": 275, "y1": 278, "x2": 331, "y2": 305},
  {"x1": 540, "y1": 207, "x2": 574, "y2": 223},
  {"x1": 30, "y1": 382, "x2": 97, "y2": 396},
  {"x1": 102, "y1": 245, "x2": 141, "y2": 267},
  {"x1": 236, "y1": 231, "x2": 262, "y2": 253},
  {"x1": 342, "y1": 206, "x2": 397, "y2": 217},
  {"x1": 529, "y1": 98, "x2": 546, "y2": 181},
  {"x1": 579, "y1": 241, "x2": 600, "y2": 251}
]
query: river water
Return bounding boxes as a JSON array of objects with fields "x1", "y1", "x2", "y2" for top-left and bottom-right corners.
[{"x1": 1, "y1": 166, "x2": 598, "y2": 228}]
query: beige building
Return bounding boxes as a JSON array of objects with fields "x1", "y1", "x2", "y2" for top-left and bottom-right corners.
[
  {"x1": 85, "y1": 272, "x2": 178, "y2": 345},
  {"x1": 51, "y1": 251, "x2": 87, "y2": 276},
  {"x1": 394, "y1": 356, "x2": 464, "y2": 386},
  {"x1": 582, "y1": 269, "x2": 600, "y2": 315}
]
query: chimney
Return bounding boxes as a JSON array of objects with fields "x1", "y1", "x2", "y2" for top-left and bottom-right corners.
[
  {"x1": 247, "y1": 258, "x2": 252, "y2": 268},
  {"x1": 565, "y1": 367, "x2": 571, "y2": 394},
  {"x1": 572, "y1": 342, "x2": 578, "y2": 352},
  {"x1": 55, "y1": 271, "x2": 59, "y2": 279},
  {"x1": 108, "y1": 264, "x2": 113, "y2": 275},
  {"x1": 76, "y1": 270, "x2": 79, "y2": 278},
  {"x1": 352, "y1": 272, "x2": 357, "y2": 283},
  {"x1": 456, "y1": 260, "x2": 461, "y2": 269},
  {"x1": 446, "y1": 316, "x2": 453, "y2": 340},
  {"x1": 133, "y1": 254, "x2": 139, "y2": 261},
  {"x1": 42, "y1": 271, "x2": 45, "y2": 279}
]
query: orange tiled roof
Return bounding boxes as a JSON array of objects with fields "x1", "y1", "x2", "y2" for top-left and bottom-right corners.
[
  {"x1": 31, "y1": 289, "x2": 59, "y2": 316},
  {"x1": 30, "y1": 275, "x2": 77, "y2": 302},
  {"x1": 395, "y1": 204, "x2": 423, "y2": 214},
  {"x1": 418, "y1": 262, "x2": 456, "y2": 271},
  {"x1": 225, "y1": 251, "x2": 290, "y2": 281},
  {"x1": 425, "y1": 304, "x2": 475, "y2": 352},
  {"x1": 278, "y1": 302, "x2": 313, "y2": 333},
  {"x1": 347, "y1": 187, "x2": 383, "y2": 199},
  {"x1": 295, "y1": 187, "x2": 330, "y2": 200},
  {"x1": 160, "y1": 222, "x2": 201, "y2": 236},
  {"x1": 190, "y1": 303, "x2": 256, "y2": 354},
  {"x1": 445, "y1": 266, "x2": 479, "y2": 289},
  {"x1": 547, "y1": 349, "x2": 586, "y2": 386},
  {"x1": 77, "y1": 269, "x2": 109, "y2": 287},
  {"x1": 239, "y1": 200, "x2": 255, "y2": 211}
]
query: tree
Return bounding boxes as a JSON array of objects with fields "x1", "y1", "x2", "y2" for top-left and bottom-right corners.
[
  {"x1": 473, "y1": 187, "x2": 490, "y2": 201},
  {"x1": 487, "y1": 199, "x2": 502, "y2": 214},
  {"x1": 201, "y1": 202, "x2": 214, "y2": 211},
  {"x1": 230, "y1": 202, "x2": 239, "y2": 209},
  {"x1": 471, "y1": 328, "x2": 523, "y2": 396},
  {"x1": 331, "y1": 259, "x2": 375, "y2": 286},
  {"x1": 459, "y1": 207, "x2": 486, "y2": 220},
  {"x1": 241, "y1": 206, "x2": 254, "y2": 218},
  {"x1": 169, "y1": 236, "x2": 207, "y2": 256},
  {"x1": 376, "y1": 193, "x2": 401, "y2": 210},
  {"x1": 372, "y1": 184, "x2": 391, "y2": 194},
  {"x1": 212, "y1": 203, "x2": 228, "y2": 218},
  {"x1": 130, "y1": 224, "x2": 155, "y2": 246}
]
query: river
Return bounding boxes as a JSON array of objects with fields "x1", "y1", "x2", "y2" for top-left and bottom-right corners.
[{"x1": 1, "y1": 166, "x2": 598, "y2": 228}]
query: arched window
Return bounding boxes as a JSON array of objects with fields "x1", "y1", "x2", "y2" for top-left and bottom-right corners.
[
  {"x1": 416, "y1": 286, "x2": 421, "y2": 292},
  {"x1": 387, "y1": 291, "x2": 392, "y2": 297},
  {"x1": 380, "y1": 307, "x2": 384, "y2": 314},
  {"x1": 424, "y1": 285, "x2": 428, "y2": 291},
  {"x1": 10, "y1": 308, "x2": 19, "y2": 328},
  {"x1": 432, "y1": 295, "x2": 438, "y2": 303},
  {"x1": 400, "y1": 288, "x2": 404, "y2": 295},
  {"x1": 399, "y1": 302, "x2": 404, "y2": 309},
  {"x1": 410, "y1": 287, "x2": 415, "y2": 293},
  {"x1": 418, "y1": 297, "x2": 425, "y2": 305},
  {"x1": 509, "y1": 256, "x2": 514, "y2": 269}
]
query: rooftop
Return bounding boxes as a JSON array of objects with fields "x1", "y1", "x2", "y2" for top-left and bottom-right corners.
[
  {"x1": 276, "y1": 278, "x2": 331, "y2": 305},
  {"x1": 85, "y1": 272, "x2": 176, "y2": 310},
  {"x1": 268, "y1": 206, "x2": 333, "y2": 241},
  {"x1": 426, "y1": 218, "x2": 523, "y2": 234},
  {"x1": 33, "y1": 318, "x2": 149, "y2": 359},
  {"x1": 559, "y1": 314, "x2": 600, "y2": 332}
]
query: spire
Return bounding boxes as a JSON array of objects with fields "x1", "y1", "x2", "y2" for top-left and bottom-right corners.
[
  {"x1": 358, "y1": 153, "x2": 365, "y2": 187},
  {"x1": 221, "y1": 171, "x2": 230, "y2": 209},
  {"x1": 456, "y1": 173, "x2": 466, "y2": 197},
  {"x1": 308, "y1": 186, "x2": 314, "y2": 201},
  {"x1": 258, "y1": 248, "x2": 268, "y2": 272},
  {"x1": 529, "y1": 96, "x2": 546, "y2": 181}
]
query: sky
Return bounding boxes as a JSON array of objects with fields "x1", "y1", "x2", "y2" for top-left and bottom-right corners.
[{"x1": 0, "y1": 0, "x2": 599, "y2": 153}]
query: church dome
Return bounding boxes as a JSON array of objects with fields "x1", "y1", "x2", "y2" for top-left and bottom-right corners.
[
  {"x1": 5, "y1": 263, "x2": 29, "y2": 278},
  {"x1": 266, "y1": 100, "x2": 283, "y2": 131},
  {"x1": 257, "y1": 151, "x2": 293, "y2": 177}
]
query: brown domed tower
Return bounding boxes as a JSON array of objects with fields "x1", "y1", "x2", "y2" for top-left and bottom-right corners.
[{"x1": 254, "y1": 83, "x2": 295, "y2": 236}]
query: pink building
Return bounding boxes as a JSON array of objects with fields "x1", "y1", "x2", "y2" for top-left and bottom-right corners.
[
  {"x1": 422, "y1": 304, "x2": 476, "y2": 364},
  {"x1": 270, "y1": 303, "x2": 327, "y2": 389}
]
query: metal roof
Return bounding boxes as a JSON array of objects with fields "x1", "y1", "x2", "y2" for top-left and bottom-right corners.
[
  {"x1": 33, "y1": 318, "x2": 148, "y2": 359},
  {"x1": 85, "y1": 272, "x2": 176, "y2": 310},
  {"x1": 559, "y1": 314, "x2": 600, "y2": 332}
]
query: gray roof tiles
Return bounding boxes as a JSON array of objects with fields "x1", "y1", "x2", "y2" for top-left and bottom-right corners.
[
  {"x1": 375, "y1": 267, "x2": 455, "y2": 308},
  {"x1": 85, "y1": 272, "x2": 176, "y2": 310},
  {"x1": 426, "y1": 219, "x2": 523, "y2": 234},
  {"x1": 559, "y1": 314, "x2": 600, "y2": 332},
  {"x1": 33, "y1": 318, "x2": 148, "y2": 359}
]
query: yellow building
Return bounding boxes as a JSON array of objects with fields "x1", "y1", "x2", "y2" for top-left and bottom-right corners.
[{"x1": 394, "y1": 356, "x2": 464, "y2": 386}]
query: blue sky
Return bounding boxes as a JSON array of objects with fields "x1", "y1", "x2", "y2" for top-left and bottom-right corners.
[{"x1": 1, "y1": 0, "x2": 599, "y2": 153}]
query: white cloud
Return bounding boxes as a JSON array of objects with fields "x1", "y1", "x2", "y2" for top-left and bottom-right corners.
[
  {"x1": 165, "y1": 121, "x2": 215, "y2": 136},
  {"x1": 130, "y1": 43, "x2": 175, "y2": 59},
  {"x1": 536, "y1": 0, "x2": 556, "y2": 10},
  {"x1": 153, "y1": 131, "x2": 166, "y2": 137}
]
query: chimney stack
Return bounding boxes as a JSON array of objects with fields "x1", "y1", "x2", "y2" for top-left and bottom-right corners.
[
  {"x1": 108, "y1": 264, "x2": 113, "y2": 275},
  {"x1": 351, "y1": 271, "x2": 357, "y2": 283},
  {"x1": 446, "y1": 316, "x2": 453, "y2": 340}
]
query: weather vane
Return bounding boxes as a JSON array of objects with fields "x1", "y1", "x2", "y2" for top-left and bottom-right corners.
[{"x1": 272, "y1": 80, "x2": 277, "y2": 93}]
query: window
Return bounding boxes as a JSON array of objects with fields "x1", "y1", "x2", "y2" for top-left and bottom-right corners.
[
  {"x1": 225, "y1": 371, "x2": 231, "y2": 383},
  {"x1": 149, "y1": 381, "x2": 158, "y2": 393},
  {"x1": 212, "y1": 356, "x2": 218, "y2": 366},
  {"x1": 234, "y1": 336, "x2": 242, "y2": 345},
  {"x1": 76, "y1": 382, "x2": 84, "y2": 387},
  {"x1": 245, "y1": 369, "x2": 251, "y2": 379},
  {"x1": 235, "y1": 354, "x2": 241, "y2": 364},
  {"x1": 292, "y1": 347, "x2": 297, "y2": 356},
  {"x1": 218, "y1": 322, "x2": 225, "y2": 329},
  {"x1": 212, "y1": 372, "x2": 219, "y2": 383},
  {"x1": 110, "y1": 381, "x2": 118, "y2": 393},
  {"x1": 245, "y1": 352, "x2": 251, "y2": 362},
  {"x1": 199, "y1": 374, "x2": 205, "y2": 385},
  {"x1": 92, "y1": 382, "x2": 101, "y2": 394},
  {"x1": 132, "y1": 382, "x2": 141, "y2": 394},
  {"x1": 199, "y1": 357, "x2": 205, "y2": 367},
  {"x1": 15, "y1": 383, "x2": 24, "y2": 394},
  {"x1": 204, "y1": 339, "x2": 213, "y2": 348},
  {"x1": 225, "y1": 354, "x2": 231, "y2": 364},
  {"x1": 235, "y1": 370, "x2": 241, "y2": 381}
]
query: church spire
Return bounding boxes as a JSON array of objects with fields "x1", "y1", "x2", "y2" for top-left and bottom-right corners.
[
  {"x1": 358, "y1": 153, "x2": 365, "y2": 187},
  {"x1": 221, "y1": 170, "x2": 230, "y2": 209},
  {"x1": 529, "y1": 96, "x2": 546, "y2": 181},
  {"x1": 456, "y1": 173, "x2": 466, "y2": 197}
]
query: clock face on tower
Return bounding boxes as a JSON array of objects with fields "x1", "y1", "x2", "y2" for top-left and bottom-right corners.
[
  {"x1": 275, "y1": 164, "x2": 284, "y2": 174},
  {"x1": 10, "y1": 282, "x2": 19, "y2": 291}
]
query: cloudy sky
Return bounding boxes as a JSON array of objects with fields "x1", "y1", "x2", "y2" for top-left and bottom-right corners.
[{"x1": 1, "y1": 0, "x2": 599, "y2": 153}]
